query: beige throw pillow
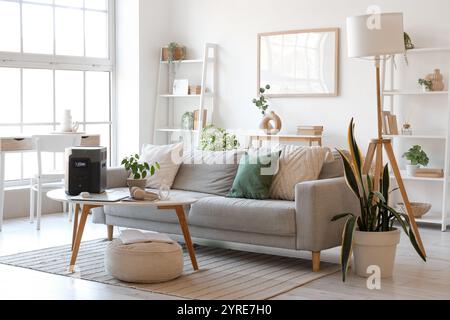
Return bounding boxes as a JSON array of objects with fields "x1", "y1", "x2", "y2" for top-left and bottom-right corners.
[
  {"x1": 140, "y1": 143, "x2": 183, "y2": 188},
  {"x1": 269, "y1": 145, "x2": 332, "y2": 201}
]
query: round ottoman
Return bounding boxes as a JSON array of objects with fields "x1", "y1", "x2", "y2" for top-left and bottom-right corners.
[{"x1": 105, "y1": 239, "x2": 184, "y2": 283}]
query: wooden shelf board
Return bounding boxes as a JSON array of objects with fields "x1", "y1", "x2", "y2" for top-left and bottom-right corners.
[
  {"x1": 383, "y1": 90, "x2": 448, "y2": 96},
  {"x1": 390, "y1": 170, "x2": 445, "y2": 182},
  {"x1": 406, "y1": 47, "x2": 450, "y2": 54},
  {"x1": 159, "y1": 93, "x2": 213, "y2": 98},
  {"x1": 415, "y1": 212, "x2": 450, "y2": 225},
  {"x1": 156, "y1": 128, "x2": 199, "y2": 133},
  {"x1": 160, "y1": 59, "x2": 203, "y2": 64},
  {"x1": 383, "y1": 134, "x2": 447, "y2": 140}
]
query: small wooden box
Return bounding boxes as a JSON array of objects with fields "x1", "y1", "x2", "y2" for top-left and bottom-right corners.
[
  {"x1": 414, "y1": 168, "x2": 444, "y2": 179},
  {"x1": 297, "y1": 126, "x2": 324, "y2": 136},
  {"x1": 194, "y1": 109, "x2": 207, "y2": 130},
  {"x1": 189, "y1": 85, "x2": 202, "y2": 95}
]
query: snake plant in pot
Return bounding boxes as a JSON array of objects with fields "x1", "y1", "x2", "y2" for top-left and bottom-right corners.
[{"x1": 332, "y1": 119, "x2": 426, "y2": 281}]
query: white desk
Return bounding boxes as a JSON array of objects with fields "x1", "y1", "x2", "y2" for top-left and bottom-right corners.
[{"x1": 0, "y1": 134, "x2": 100, "y2": 231}]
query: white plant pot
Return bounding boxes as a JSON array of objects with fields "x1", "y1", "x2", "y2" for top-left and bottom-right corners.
[
  {"x1": 406, "y1": 164, "x2": 420, "y2": 176},
  {"x1": 353, "y1": 229, "x2": 401, "y2": 278}
]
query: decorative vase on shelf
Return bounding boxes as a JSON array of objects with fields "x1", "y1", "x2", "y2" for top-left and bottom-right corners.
[
  {"x1": 259, "y1": 111, "x2": 282, "y2": 135},
  {"x1": 402, "y1": 123, "x2": 412, "y2": 135},
  {"x1": 426, "y1": 69, "x2": 445, "y2": 92},
  {"x1": 406, "y1": 164, "x2": 420, "y2": 176},
  {"x1": 181, "y1": 112, "x2": 194, "y2": 130}
]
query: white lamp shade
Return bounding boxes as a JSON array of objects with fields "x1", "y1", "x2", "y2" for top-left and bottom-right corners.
[{"x1": 347, "y1": 13, "x2": 405, "y2": 58}]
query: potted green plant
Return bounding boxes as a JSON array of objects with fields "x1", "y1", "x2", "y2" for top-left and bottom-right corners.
[
  {"x1": 252, "y1": 84, "x2": 271, "y2": 116},
  {"x1": 403, "y1": 145, "x2": 429, "y2": 176},
  {"x1": 332, "y1": 119, "x2": 426, "y2": 281},
  {"x1": 121, "y1": 154, "x2": 160, "y2": 189},
  {"x1": 418, "y1": 78, "x2": 432, "y2": 92}
]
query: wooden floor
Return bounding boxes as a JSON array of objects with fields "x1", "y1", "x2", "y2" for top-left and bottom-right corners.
[{"x1": 0, "y1": 214, "x2": 449, "y2": 300}]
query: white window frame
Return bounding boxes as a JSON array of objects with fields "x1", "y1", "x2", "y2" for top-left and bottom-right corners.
[{"x1": 0, "y1": 0, "x2": 117, "y2": 186}]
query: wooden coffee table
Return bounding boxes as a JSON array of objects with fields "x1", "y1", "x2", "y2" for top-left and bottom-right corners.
[{"x1": 47, "y1": 188, "x2": 199, "y2": 272}]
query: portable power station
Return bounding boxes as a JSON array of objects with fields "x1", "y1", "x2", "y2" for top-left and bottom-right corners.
[{"x1": 65, "y1": 147, "x2": 107, "y2": 196}]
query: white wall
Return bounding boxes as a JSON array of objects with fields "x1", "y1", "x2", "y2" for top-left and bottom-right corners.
[
  {"x1": 115, "y1": 0, "x2": 172, "y2": 162},
  {"x1": 164, "y1": 0, "x2": 450, "y2": 151}
]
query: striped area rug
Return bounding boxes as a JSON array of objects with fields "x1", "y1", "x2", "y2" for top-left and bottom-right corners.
[{"x1": 0, "y1": 239, "x2": 339, "y2": 300}]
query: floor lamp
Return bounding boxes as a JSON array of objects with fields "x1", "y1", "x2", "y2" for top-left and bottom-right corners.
[{"x1": 347, "y1": 13, "x2": 426, "y2": 257}]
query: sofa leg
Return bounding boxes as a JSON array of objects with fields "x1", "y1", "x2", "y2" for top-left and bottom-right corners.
[
  {"x1": 107, "y1": 225, "x2": 114, "y2": 241},
  {"x1": 312, "y1": 251, "x2": 321, "y2": 272}
]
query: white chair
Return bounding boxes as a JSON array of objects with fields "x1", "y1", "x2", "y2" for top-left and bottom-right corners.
[{"x1": 30, "y1": 135, "x2": 81, "y2": 230}]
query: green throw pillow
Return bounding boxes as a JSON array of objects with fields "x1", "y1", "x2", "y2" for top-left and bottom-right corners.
[{"x1": 227, "y1": 151, "x2": 281, "y2": 200}]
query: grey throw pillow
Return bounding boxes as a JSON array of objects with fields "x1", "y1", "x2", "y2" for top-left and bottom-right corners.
[{"x1": 172, "y1": 150, "x2": 244, "y2": 196}]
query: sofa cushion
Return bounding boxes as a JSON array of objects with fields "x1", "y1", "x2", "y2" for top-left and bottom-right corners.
[
  {"x1": 228, "y1": 151, "x2": 281, "y2": 200},
  {"x1": 189, "y1": 196, "x2": 296, "y2": 236},
  {"x1": 269, "y1": 145, "x2": 331, "y2": 201},
  {"x1": 104, "y1": 189, "x2": 213, "y2": 224},
  {"x1": 172, "y1": 150, "x2": 244, "y2": 196},
  {"x1": 140, "y1": 142, "x2": 183, "y2": 188}
]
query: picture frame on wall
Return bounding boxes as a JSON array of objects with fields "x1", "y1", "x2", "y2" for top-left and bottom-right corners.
[{"x1": 173, "y1": 79, "x2": 189, "y2": 95}]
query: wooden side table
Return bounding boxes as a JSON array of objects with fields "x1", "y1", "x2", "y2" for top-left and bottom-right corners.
[
  {"x1": 46, "y1": 188, "x2": 199, "y2": 272},
  {"x1": 249, "y1": 134, "x2": 323, "y2": 147}
]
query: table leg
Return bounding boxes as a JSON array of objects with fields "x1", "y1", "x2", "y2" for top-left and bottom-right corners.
[
  {"x1": 0, "y1": 152, "x2": 5, "y2": 232},
  {"x1": 71, "y1": 204, "x2": 80, "y2": 251},
  {"x1": 174, "y1": 205, "x2": 199, "y2": 271},
  {"x1": 107, "y1": 225, "x2": 113, "y2": 241},
  {"x1": 69, "y1": 204, "x2": 99, "y2": 273}
]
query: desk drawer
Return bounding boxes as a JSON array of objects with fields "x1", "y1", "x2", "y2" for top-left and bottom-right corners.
[
  {"x1": 0, "y1": 138, "x2": 33, "y2": 152},
  {"x1": 80, "y1": 135, "x2": 101, "y2": 147}
]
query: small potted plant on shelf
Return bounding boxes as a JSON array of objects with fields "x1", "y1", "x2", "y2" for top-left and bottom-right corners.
[
  {"x1": 121, "y1": 154, "x2": 160, "y2": 189},
  {"x1": 332, "y1": 119, "x2": 426, "y2": 281},
  {"x1": 403, "y1": 145, "x2": 429, "y2": 176},
  {"x1": 418, "y1": 78, "x2": 433, "y2": 92}
]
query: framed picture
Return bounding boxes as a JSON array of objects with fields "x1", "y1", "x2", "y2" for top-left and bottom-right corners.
[
  {"x1": 173, "y1": 79, "x2": 189, "y2": 95},
  {"x1": 257, "y1": 28, "x2": 340, "y2": 97}
]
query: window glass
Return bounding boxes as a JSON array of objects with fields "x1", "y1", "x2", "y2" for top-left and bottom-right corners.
[
  {"x1": 0, "y1": 1, "x2": 20, "y2": 52},
  {"x1": 0, "y1": 68, "x2": 21, "y2": 124},
  {"x1": 22, "y1": 4, "x2": 54, "y2": 54},
  {"x1": 55, "y1": 8, "x2": 84, "y2": 56},
  {"x1": 23, "y1": 69, "x2": 54, "y2": 123}
]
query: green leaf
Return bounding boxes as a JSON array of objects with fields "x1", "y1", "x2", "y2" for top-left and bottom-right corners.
[
  {"x1": 150, "y1": 166, "x2": 156, "y2": 176},
  {"x1": 134, "y1": 173, "x2": 141, "y2": 179},
  {"x1": 144, "y1": 162, "x2": 150, "y2": 170},
  {"x1": 331, "y1": 213, "x2": 354, "y2": 222},
  {"x1": 409, "y1": 230, "x2": 427, "y2": 262},
  {"x1": 135, "y1": 154, "x2": 140, "y2": 159},
  {"x1": 341, "y1": 215, "x2": 357, "y2": 282},
  {"x1": 372, "y1": 191, "x2": 386, "y2": 203},
  {"x1": 265, "y1": 84, "x2": 271, "y2": 90},
  {"x1": 155, "y1": 162, "x2": 161, "y2": 170},
  {"x1": 142, "y1": 171, "x2": 147, "y2": 179},
  {"x1": 337, "y1": 149, "x2": 360, "y2": 200}
]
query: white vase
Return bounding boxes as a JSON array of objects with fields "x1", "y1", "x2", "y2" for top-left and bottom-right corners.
[
  {"x1": 353, "y1": 229, "x2": 401, "y2": 278},
  {"x1": 406, "y1": 164, "x2": 419, "y2": 176}
]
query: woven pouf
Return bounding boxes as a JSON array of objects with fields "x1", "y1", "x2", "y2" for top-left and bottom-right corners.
[{"x1": 105, "y1": 239, "x2": 184, "y2": 283}]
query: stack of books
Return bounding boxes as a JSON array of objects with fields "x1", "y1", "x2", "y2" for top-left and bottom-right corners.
[
  {"x1": 297, "y1": 126, "x2": 324, "y2": 136},
  {"x1": 382, "y1": 111, "x2": 399, "y2": 135}
]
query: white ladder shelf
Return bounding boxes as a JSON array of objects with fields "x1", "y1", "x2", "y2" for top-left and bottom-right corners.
[
  {"x1": 153, "y1": 43, "x2": 218, "y2": 147},
  {"x1": 382, "y1": 47, "x2": 450, "y2": 231}
]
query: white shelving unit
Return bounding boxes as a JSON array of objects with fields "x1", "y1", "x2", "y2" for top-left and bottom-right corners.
[
  {"x1": 153, "y1": 43, "x2": 217, "y2": 146},
  {"x1": 382, "y1": 47, "x2": 450, "y2": 231}
]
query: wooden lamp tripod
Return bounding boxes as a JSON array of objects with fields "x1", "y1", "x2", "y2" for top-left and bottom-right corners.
[{"x1": 347, "y1": 13, "x2": 426, "y2": 257}]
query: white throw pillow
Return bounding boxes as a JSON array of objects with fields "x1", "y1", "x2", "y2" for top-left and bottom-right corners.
[
  {"x1": 269, "y1": 145, "x2": 332, "y2": 201},
  {"x1": 140, "y1": 143, "x2": 184, "y2": 188}
]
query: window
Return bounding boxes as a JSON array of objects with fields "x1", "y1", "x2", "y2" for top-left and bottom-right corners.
[{"x1": 0, "y1": 0, "x2": 115, "y2": 184}]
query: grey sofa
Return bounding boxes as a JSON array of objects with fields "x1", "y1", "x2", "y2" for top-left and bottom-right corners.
[{"x1": 92, "y1": 156, "x2": 359, "y2": 272}]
